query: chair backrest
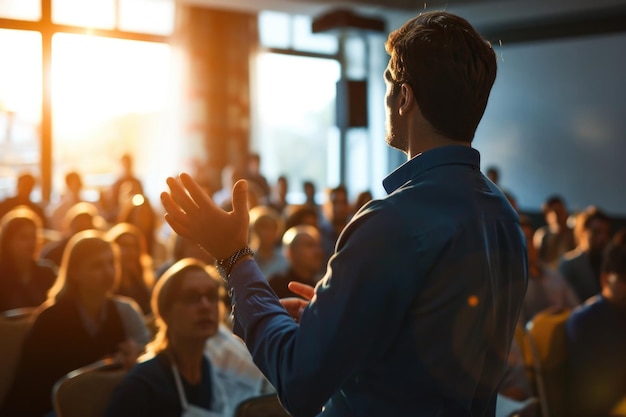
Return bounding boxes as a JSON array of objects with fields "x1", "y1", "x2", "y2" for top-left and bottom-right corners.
[
  {"x1": 0, "y1": 308, "x2": 36, "y2": 404},
  {"x1": 526, "y1": 309, "x2": 571, "y2": 417},
  {"x1": 53, "y1": 358, "x2": 128, "y2": 417},
  {"x1": 234, "y1": 394, "x2": 291, "y2": 417}
]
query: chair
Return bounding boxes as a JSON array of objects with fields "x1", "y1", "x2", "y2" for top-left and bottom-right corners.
[
  {"x1": 52, "y1": 358, "x2": 128, "y2": 417},
  {"x1": 525, "y1": 309, "x2": 571, "y2": 417},
  {"x1": 234, "y1": 394, "x2": 292, "y2": 417},
  {"x1": 0, "y1": 308, "x2": 37, "y2": 404}
]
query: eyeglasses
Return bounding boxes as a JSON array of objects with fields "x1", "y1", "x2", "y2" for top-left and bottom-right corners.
[{"x1": 176, "y1": 290, "x2": 220, "y2": 306}]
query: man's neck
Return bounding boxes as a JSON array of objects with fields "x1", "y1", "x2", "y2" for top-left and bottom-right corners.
[{"x1": 407, "y1": 135, "x2": 470, "y2": 159}]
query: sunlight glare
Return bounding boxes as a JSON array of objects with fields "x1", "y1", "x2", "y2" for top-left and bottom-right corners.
[
  {"x1": 0, "y1": 29, "x2": 41, "y2": 122},
  {"x1": 52, "y1": 33, "x2": 170, "y2": 138}
]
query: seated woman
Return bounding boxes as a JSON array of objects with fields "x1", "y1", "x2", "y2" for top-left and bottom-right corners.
[
  {"x1": 0, "y1": 205, "x2": 57, "y2": 312},
  {"x1": 248, "y1": 205, "x2": 287, "y2": 278},
  {"x1": 0, "y1": 230, "x2": 149, "y2": 417},
  {"x1": 106, "y1": 222, "x2": 155, "y2": 315},
  {"x1": 105, "y1": 258, "x2": 231, "y2": 417}
]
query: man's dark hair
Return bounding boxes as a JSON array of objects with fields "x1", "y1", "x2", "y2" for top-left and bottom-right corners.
[
  {"x1": 384, "y1": 11, "x2": 497, "y2": 143},
  {"x1": 581, "y1": 206, "x2": 611, "y2": 230},
  {"x1": 542, "y1": 194, "x2": 565, "y2": 213}
]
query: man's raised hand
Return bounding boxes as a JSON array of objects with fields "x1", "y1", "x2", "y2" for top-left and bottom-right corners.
[{"x1": 160, "y1": 173, "x2": 250, "y2": 260}]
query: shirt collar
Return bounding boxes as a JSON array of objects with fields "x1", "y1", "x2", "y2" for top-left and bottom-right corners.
[{"x1": 382, "y1": 145, "x2": 481, "y2": 194}]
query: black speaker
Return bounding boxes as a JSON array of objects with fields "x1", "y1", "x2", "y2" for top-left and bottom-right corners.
[{"x1": 336, "y1": 79, "x2": 368, "y2": 128}]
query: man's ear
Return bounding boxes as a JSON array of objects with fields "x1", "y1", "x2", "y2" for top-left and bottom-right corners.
[{"x1": 399, "y1": 83, "x2": 415, "y2": 116}]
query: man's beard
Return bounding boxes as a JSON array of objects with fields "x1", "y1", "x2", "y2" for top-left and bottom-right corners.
[{"x1": 385, "y1": 129, "x2": 408, "y2": 154}]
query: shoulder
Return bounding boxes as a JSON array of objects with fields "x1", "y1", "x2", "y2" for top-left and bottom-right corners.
[
  {"x1": 341, "y1": 198, "x2": 405, "y2": 239},
  {"x1": 561, "y1": 249, "x2": 585, "y2": 264},
  {"x1": 33, "y1": 299, "x2": 70, "y2": 322},
  {"x1": 129, "y1": 355, "x2": 169, "y2": 379},
  {"x1": 112, "y1": 295, "x2": 144, "y2": 316},
  {"x1": 567, "y1": 297, "x2": 605, "y2": 328}
]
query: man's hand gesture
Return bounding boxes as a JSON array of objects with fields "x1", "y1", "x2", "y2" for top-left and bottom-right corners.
[{"x1": 160, "y1": 173, "x2": 250, "y2": 260}]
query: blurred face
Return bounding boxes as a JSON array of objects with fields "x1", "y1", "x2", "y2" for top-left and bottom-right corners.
[
  {"x1": 256, "y1": 217, "x2": 279, "y2": 248},
  {"x1": 75, "y1": 247, "x2": 117, "y2": 300},
  {"x1": 585, "y1": 218, "x2": 612, "y2": 254},
  {"x1": 330, "y1": 190, "x2": 350, "y2": 223},
  {"x1": 605, "y1": 273, "x2": 626, "y2": 307},
  {"x1": 546, "y1": 202, "x2": 567, "y2": 226},
  {"x1": 304, "y1": 184, "x2": 315, "y2": 201},
  {"x1": 277, "y1": 178, "x2": 288, "y2": 198},
  {"x1": 9, "y1": 223, "x2": 37, "y2": 263},
  {"x1": 291, "y1": 234, "x2": 323, "y2": 275},
  {"x1": 116, "y1": 233, "x2": 141, "y2": 269},
  {"x1": 167, "y1": 269, "x2": 220, "y2": 344}
]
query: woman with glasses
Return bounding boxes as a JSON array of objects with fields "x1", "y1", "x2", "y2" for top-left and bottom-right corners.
[{"x1": 105, "y1": 258, "x2": 230, "y2": 417}]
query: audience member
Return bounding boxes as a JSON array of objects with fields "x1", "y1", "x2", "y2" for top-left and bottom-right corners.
[
  {"x1": 267, "y1": 225, "x2": 323, "y2": 299},
  {"x1": 319, "y1": 184, "x2": 351, "y2": 263},
  {"x1": 0, "y1": 172, "x2": 48, "y2": 228},
  {"x1": 284, "y1": 204, "x2": 319, "y2": 231},
  {"x1": 559, "y1": 206, "x2": 612, "y2": 303},
  {"x1": 116, "y1": 192, "x2": 158, "y2": 257},
  {"x1": 157, "y1": 232, "x2": 215, "y2": 279},
  {"x1": 106, "y1": 222, "x2": 155, "y2": 315},
  {"x1": 519, "y1": 215, "x2": 579, "y2": 325},
  {"x1": 0, "y1": 230, "x2": 149, "y2": 417},
  {"x1": 245, "y1": 152, "x2": 271, "y2": 201},
  {"x1": 485, "y1": 166, "x2": 500, "y2": 186},
  {"x1": 302, "y1": 180, "x2": 317, "y2": 207},
  {"x1": 268, "y1": 175, "x2": 289, "y2": 216},
  {"x1": 533, "y1": 195, "x2": 576, "y2": 269},
  {"x1": 105, "y1": 258, "x2": 231, "y2": 417},
  {"x1": 108, "y1": 153, "x2": 144, "y2": 221},
  {"x1": 205, "y1": 323, "x2": 275, "y2": 411},
  {"x1": 614, "y1": 228, "x2": 626, "y2": 245},
  {"x1": 484, "y1": 166, "x2": 519, "y2": 213},
  {"x1": 213, "y1": 165, "x2": 246, "y2": 210},
  {"x1": 39, "y1": 201, "x2": 104, "y2": 267},
  {"x1": 48, "y1": 171, "x2": 85, "y2": 231},
  {"x1": 352, "y1": 190, "x2": 373, "y2": 215},
  {"x1": 566, "y1": 241, "x2": 626, "y2": 416},
  {"x1": 249, "y1": 205, "x2": 287, "y2": 278},
  {"x1": 0, "y1": 206, "x2": 57, "y2": 312}
]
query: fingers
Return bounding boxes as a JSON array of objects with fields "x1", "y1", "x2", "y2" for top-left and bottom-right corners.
[
  {"x1": 160, "y1": 192, "x2": 191, "y2": 238},
  {"x1": 287, "y1": 281, "x2": 315, "y2": 300},
  {"x1": 232, "y1": 179, "x2": 249, "y2": 214},
  {"x1": 280, "y1": 297, "x2": 309, "y2": 322},
  {"x1": 166, "y1": 176, "x2": 200, "y2": 215},
  {"x1": 179, "y1": 173, "x2": 218, "y2": 211}
]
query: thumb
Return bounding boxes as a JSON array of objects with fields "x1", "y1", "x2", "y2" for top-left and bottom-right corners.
[{"x1": 231, "y1": 179, "x2": 250, "y2": 217}]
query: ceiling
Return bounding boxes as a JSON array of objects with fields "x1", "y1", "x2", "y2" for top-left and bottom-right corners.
[{"x1": 183, "y1": 0, "x2": 626, "y2": 44}]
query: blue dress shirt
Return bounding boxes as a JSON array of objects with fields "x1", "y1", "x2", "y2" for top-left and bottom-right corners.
[{"x1": 229, "y1": 145, "x2": 528, "y2": 417}]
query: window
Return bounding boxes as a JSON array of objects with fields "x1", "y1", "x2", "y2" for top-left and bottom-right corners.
[
  {"x1": 0, "y1": 29, "x2": 42, "y2": 199},
  {"x1": 253, "y1": 52, "x2": 340, "y2": 202},
  {"x1": 259, "y1": 10, "x2": 338, "y2": 54},
  {"x1": 0, "y1": 0, "x2": 40, "y2": 21},
  {"x1": 0, "y1": 0, "x2": 175, "y2": 202},
  {"x1": 51, "y1": 33, "x2": 171, "y2": 200}
]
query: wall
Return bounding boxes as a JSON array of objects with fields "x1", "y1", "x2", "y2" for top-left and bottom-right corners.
[{"x1": 473, "y1": 32, "x2": 626, "y2": 217}]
